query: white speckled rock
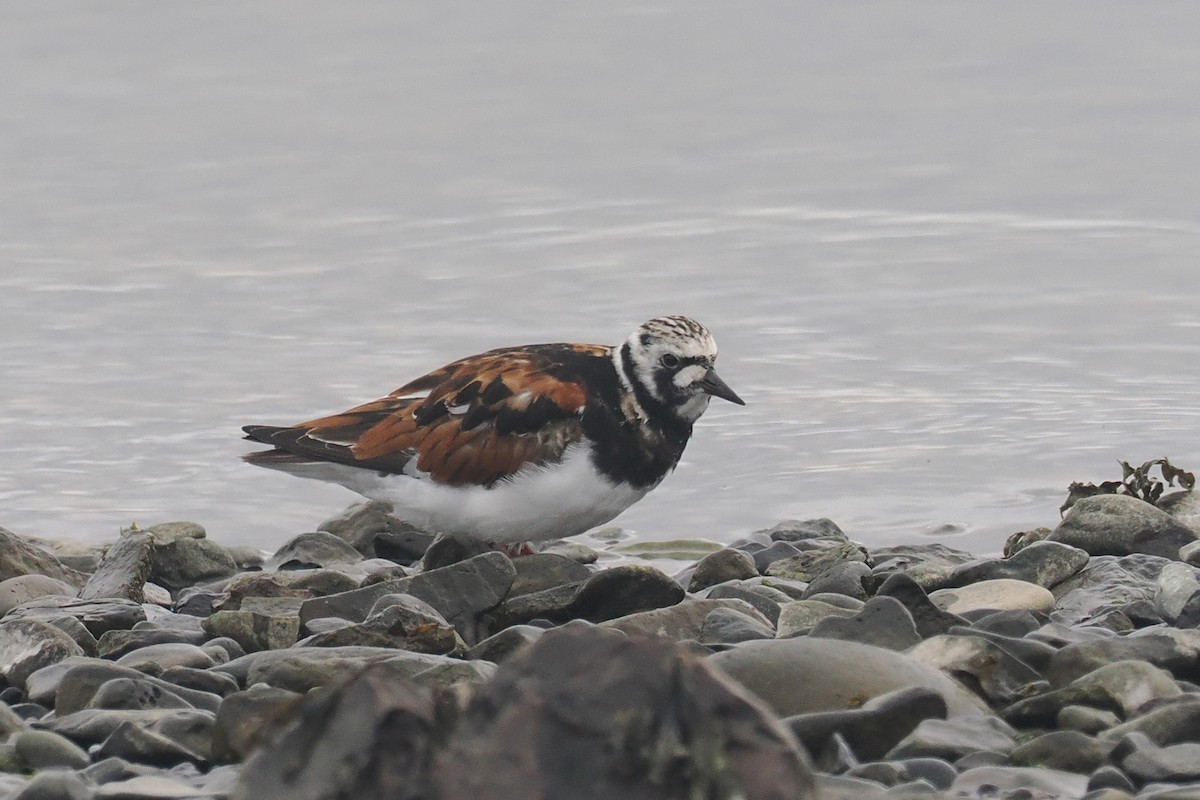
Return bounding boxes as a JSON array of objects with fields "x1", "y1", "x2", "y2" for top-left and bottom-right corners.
[{"x1": 930, "y1": 579, "x2": 1054, "y2": 614}]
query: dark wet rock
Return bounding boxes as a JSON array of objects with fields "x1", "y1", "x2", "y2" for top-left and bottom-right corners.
[
  {"x1": 12, "y1": 728, "x2": 91, "y2": 770},
  {"x1": 0, "y1": 575, "x2": 77, "y2": 616},
  {"x1": 300, "y1": 551, "x2": 515, "y2": 644},
  {"x1": 602, "y1": 598, "x2": 771, "y2": 642},
  {"x1": 464, "y1": 624, "x2": 544, "y2": 663},
  {"x1": 1008, "y1": 729, "x2": 1115, "y2": 773},
  {"x1": 875, "y1": 572, "x2": 968, "y2": 639},
  {"x1": 886, "y1": 715, "x2": 1018, "y2": 760},
  {"x1": 172, "y1": 587, "x2": 222, "y2": 618},
  {"x1": 420, "y1": 534, "x2": 495, "y2": 571},
  {"x1": 810, "y1": 596, "x2": 921, "y2": 651},
  {"x1": 765, "y1": 540, "x2": 869, "y2": 583},
  {"x1": 0, "y1": 526, "x2": 88, "y2": 588},
  {"x1": 0, "y1": 619, "x2": 86, "y2": 689},
  {"x1": 802, "y1": 560, "x2": 872, "y2": 601},
  {"x1": 1031, "y1": 620, "x2": 1117, "y2": 648},
  {"x1": 493, "y1": 563, "x2": 685, "y2": 628},
  {"x1": 1117, "y1": 731, "x2": 1200, "y2": 784},
  {"x1": 52, "y1": 661, "x2": 222, "y2": 715},
  {"x1": 212, "y1": 684, "x2": 302, "y2": 764},
  {"x1": 748, "y1": 540, "x2": 803, "y2": 573},
  {"x1": 709, "y1": 638, "x2": 986, "y2": 718},
  {"x1": 202, "y1": 609, "x2": 300, "y2": 653},
  {"x1": 114, "y1": 643, "x2": 217, "y2": 675},
  {"x1": 80, "y1": 532, "x2": 156, "y2": 602},
  {"x1": 1050, "y1": 494, "x2": 1200, "y2": 559},
  {"x1": 1005, "y1": 660, "x2": 1181, "y2": 726},
  {"x1": 6, "y1": 597, "x2": 146, "y2": 638},
  {"x1": 95, "y1": 719, "x2": 208, "y2": 766},
  {"x1": 868, "y1": 543, "x2": 976, "y2": 592},
  {"x1": 12, "y1": 770, "x2": 92, "y2": 800},
  {"x1": 96, "y1": 627, "x2": 208, "y2": 660},
  {"x1": 908, "y1": 634, "x2": 1043, "y2": 707},
  {"x1": 36, "y1": 708, "x2": 215, "y2": 748},
  {"x1": 149, "y1": 537, "x2": 239, "y2": 593},
  {"x1": 266, "y1": 531, "x2": 364, "y2": 571},
  {"x1": 301, "y1": 593, "x2": 458, "y2": 653},
  {"x1": 429, "y1": 626, "x2": 816, "y2": 800},
  {"x1": 949, "y1": 540, "x2": 1090, "y2": 589},
  {"x1": 1048, "y1": 629, "x2": 1200, "y2": 686},
  {"x1": 316, "y1": 499, "x2": 432, "y2": 560},
  {"x1": 704, "y1": 582, "x2": 786, "y2": 625},
  {"x1": 212, "y1": 646, "x2": 468, "y2": 694},
  {"x1": 700, "y1": 606, "x2": 775, "y2": 644},
  {"x1": 774, "y1": 598, "x2": 859, "y2": 638},
  {"x1": 508, "y1": 552, "x2": 591, "y2": 597},
  {"x1": 1053, "y1": 554, "x2": 1169, "y2": 625},
  {"x1": 566, "y1": 564, "x2": 684, "y2": 621},
  {"x1": 688, "y1": 548, "x2": 759, "y2": 592},
  {"x1": 229, "y1": 661, "x2": 445, "y2": 800},
  {"x1": 949, "y1": 765, "x2": 1089, "y2": 800},
  {"x1": 784, "y1": 686, "x2": 948, "y2": 762}
]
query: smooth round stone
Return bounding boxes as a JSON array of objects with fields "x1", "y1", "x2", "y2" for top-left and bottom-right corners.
[
  {"x1": 1118, "y1": 731, "x2": 1200, "y2": 783},
  {"x1": 949, "y1": 540, "x2": 1089, "y2": 589},
  {"x1": 211, "y1": 684, "x2": 303, "y2": 763},
  {"x1": 808, "y1": 596, "x2": 921, "y2": 651},
  {"x1": 1155, "y1": 562, "x2": 1200, "y2": 622},
  {"x1": 601, "y1": 598, "x2": 770, "y2": 642},
  {"x1": 0, "y1": 575, "x2": 76, "y2": 616},
  {"x1": 950, "y1": 766, "x2": 1088, "y2": 800},
  {"x1": 1050, "y1": 493, "x2": 1199, "y2": 559},
  {"x1": 12, "y1": 770, "x2": 92, "y2": 800},
  {"x1": 267, "y1": 531, "x2": 364, "y2": 570},
  {"x1": 907, "y1": 634, "x2": 1042, "y2": 706},
  {"x1": 886, "y1": 716, "x2": 1018, "y2": 761},
  {"x1": 775, "y1": 599, "x2": 857, "y2": 638},
  {"x1": 0, "y1": 619, "x2": 86, "y2": 689},
  {"x1": 687, "y1": 548, "x2": 759, "y2": 593},
  {"x1": 13, "y1": 729, "x2": 91, "y2": 770},
  {"x1": 699, "y1": 607, "x2": 775, "y2": 644},
  {"x1": 1058, "y1": 704, "x2": 1122, "y2": 735},
  {"x1": 708, "y1": 638, "x2": 987, "y2": 718},
  {"x1": 1008, "y1": 729, "x2": 1114, "y2": 773},
  {"x1": 929, "y1": 578, "x2": 1054, "y2": 614},
  {"x1": 115, "y1": 643, "x2": 217, "y2": 675}
]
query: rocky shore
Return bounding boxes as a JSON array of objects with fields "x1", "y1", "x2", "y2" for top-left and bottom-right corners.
[{"x1": 3, "y1": 491, "x2": 1200, "y2": 800}]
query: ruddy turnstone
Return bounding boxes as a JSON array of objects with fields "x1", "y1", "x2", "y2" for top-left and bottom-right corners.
[{"x1": 242, "y1": 315, "x2": 744, "y2": 544}]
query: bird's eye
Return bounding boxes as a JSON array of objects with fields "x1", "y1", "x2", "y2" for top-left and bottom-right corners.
[{"x1": 660, "y1": 353, "x2": 680, "y2": 368}]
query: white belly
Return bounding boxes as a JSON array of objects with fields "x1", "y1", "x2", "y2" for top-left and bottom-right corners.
[{"x1": 284, "y1": 443, "x2": 652, "y2": 543}]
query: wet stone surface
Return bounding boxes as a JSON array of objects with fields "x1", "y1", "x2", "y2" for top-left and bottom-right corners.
[{"x1": 3, "y1": 498, "x2": 1200, "y2": 798}]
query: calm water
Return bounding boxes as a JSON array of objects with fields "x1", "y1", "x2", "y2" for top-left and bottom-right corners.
[{"x1": 2, "y1": 4, "x2": 1198, "y2": 555}]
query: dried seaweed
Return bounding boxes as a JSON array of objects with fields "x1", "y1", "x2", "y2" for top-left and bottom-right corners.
[{"x1": 1061, "y1": 457, "x2": 1195, "y2": 516}]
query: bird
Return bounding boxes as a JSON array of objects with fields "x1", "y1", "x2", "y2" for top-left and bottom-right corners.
[{"x1": 242, "y1": 315, "x2": 744, "y2": 546}]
